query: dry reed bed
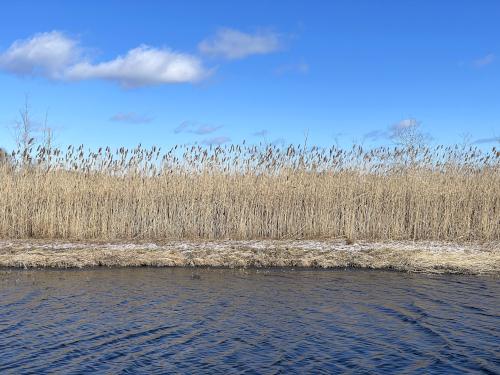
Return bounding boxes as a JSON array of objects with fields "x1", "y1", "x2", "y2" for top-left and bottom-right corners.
[
  {"x1": 0, "y1": 143, "x2": 498, "y2": 242},
  {"x1": 0, "y1": 240, "x2": 498, "y2": 274}
]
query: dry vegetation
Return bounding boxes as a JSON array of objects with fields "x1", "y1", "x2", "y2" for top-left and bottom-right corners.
[
  {"x1": 0, "y1": 142, "x2": 498, "y2": 242},
  {"x1": 0, "y1": 240, "x2": 498, "y2": 274}
]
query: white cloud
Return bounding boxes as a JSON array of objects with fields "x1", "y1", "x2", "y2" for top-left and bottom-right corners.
[
  {"x1": 110, "y1": 112, "x2": 153, "y2": 124},
  {"x1": 199, "y1": 28, "x2": 281, "y2": 59},
  {"x1": 473, "y1": 53, "x2": 495, "y2": 68},
  {"x1": 66, "y1": 46, "x2": 207, "y2": 87},
  {"x1": 0, "y1": 32, "x2": 208, "y2": 87},
  {"x1": 0, "y1": 31, "x2": 80, "y2": 79}
]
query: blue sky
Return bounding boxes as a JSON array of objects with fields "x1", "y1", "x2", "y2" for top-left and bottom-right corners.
[{"x1": 0, "y1": 0, "x2": 498, "y2": 150}]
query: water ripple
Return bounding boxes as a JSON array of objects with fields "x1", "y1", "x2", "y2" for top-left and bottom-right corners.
[{"x1": 0, "y1": 268, "x2": 498, "y2": 373}]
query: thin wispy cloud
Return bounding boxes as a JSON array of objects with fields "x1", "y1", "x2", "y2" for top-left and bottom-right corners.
[
  {"x1": 363, "y1": 129, "x2": 388, "y2": 142},
  {"x1": 271, "y1": 137, "x2": 286, "y2": 146},
  {"x1": 194, "y1": 124, "x2": 223, "y2": 135},
  {"x1": 174, "y1": 121, "x2": 191, "y2": 134},
  {"x1": 390, "y1": 118, "x2": 419, "y2": 132},
  {"x1": 0, "y1": 31, "x2": 209, "y2": 87},
  {"x1": 202, "y1": 136, "x2": 231, "y2": 146},
  {"x1": 110, "y1": 112, "x2": 153, "y2": 124},
  {"x1": 174, "y1": 121, "x2": 222, "y2": 135},
  {"x1": 251, "y1": 130, "x2": 285, "y2": 146},
  {"x1": 473, "y1": 53, "x2": 495, "y2": 68},
  {"x1": 252, "y1": 129, "x2": 268, "y2": 137},
  {"x1": 364, "y1": 118, "x2": 428, "y2": 142},
  {"x1": 199, "y1": 28, "x2": 282, "y2": 60},
  {"x1": 274, "y1": 62, "x2": 309, "y2": 75},
  {"x1": 472, "y1": 136, "x2": 500, "y2": 144}
]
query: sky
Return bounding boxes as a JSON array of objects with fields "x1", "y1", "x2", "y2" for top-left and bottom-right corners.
[{"x1": 0, "y1": 0, "x2": 499, "y2": 151}]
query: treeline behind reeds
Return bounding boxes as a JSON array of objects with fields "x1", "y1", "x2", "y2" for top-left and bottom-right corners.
[{"x1": 0, "y1": 143, "x2": 498, "y2": 241}]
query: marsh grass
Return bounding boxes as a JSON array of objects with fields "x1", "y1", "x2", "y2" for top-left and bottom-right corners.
[
  {"x1": 1, "y1": 240, "x2": 498, "y2": 273},
  {"x1": 0, "y1": 143, "x2": 498, "y2": 241}
]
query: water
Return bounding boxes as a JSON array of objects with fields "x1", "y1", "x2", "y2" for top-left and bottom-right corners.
[{"x1": 0, "y1": 268, "x2": 498, "y2": 374}]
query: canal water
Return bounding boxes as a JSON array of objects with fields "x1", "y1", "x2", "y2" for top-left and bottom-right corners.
[{"x1": 0, "y1": 268, "x2": 498, "y2": 373}]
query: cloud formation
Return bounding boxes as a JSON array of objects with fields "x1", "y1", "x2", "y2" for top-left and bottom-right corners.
[
  {"x1": 473, "y1": 53, "x2": 495, "y2": 68},
  {"x1": 0, "y1": 27, "x2": 285, "y2": 86},
  {"x1": 0, "y1": 31, "x2": 80, "y2": 79},
  {"x1": 66, "y1": 46, "x2": 207, "y2": 87},
  {"x1": 0, "y1": 31, "x2": 208, "y2": 87},
  {"x1": 174, "y1": 121, "x2": 222, "y2": 135},
  {"x1": 202, "y1": 136, "x2": 231, "y2": 146},
  {"x1": 199, "y1": 28, "x2": 281, "y2": 59},
  {"x1": 110, "y1": 112, "x2": 153, "y2": 124}
]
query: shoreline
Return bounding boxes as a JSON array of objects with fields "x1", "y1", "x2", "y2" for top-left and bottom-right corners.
[{"x1": 0, "y1": 239, "x2": 498, "y2": 274}]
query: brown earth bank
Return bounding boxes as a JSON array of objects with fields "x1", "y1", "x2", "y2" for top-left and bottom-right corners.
[{"x1": 0, "y1": 240, "x2": 498, "y2": 275}]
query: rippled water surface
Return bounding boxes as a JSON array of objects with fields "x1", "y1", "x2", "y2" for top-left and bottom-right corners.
[{"x1": 1, "y1": 268, "x2": 499, "y2": 374}]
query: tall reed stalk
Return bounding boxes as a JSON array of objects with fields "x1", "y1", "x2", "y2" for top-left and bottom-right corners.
[{"x1": 0, "y1": 143, "x2": 498, "y2": 241}]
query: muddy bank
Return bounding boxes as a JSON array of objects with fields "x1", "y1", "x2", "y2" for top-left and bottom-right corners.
[{"x1": 0, "y1": 240, "x2": 498, "y2": 274}]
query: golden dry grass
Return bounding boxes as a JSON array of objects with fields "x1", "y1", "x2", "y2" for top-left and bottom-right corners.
[
  {"x1": 0, "y1": 143, "x2": 498, "y2": 241},
  {"x1": 0, "y1": 240, "x2": 498, "y2": 274}
]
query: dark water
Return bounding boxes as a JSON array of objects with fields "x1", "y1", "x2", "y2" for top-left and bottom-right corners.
[{"x1": 0, "y1": 268, "x2": 498, "y2": 374}]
